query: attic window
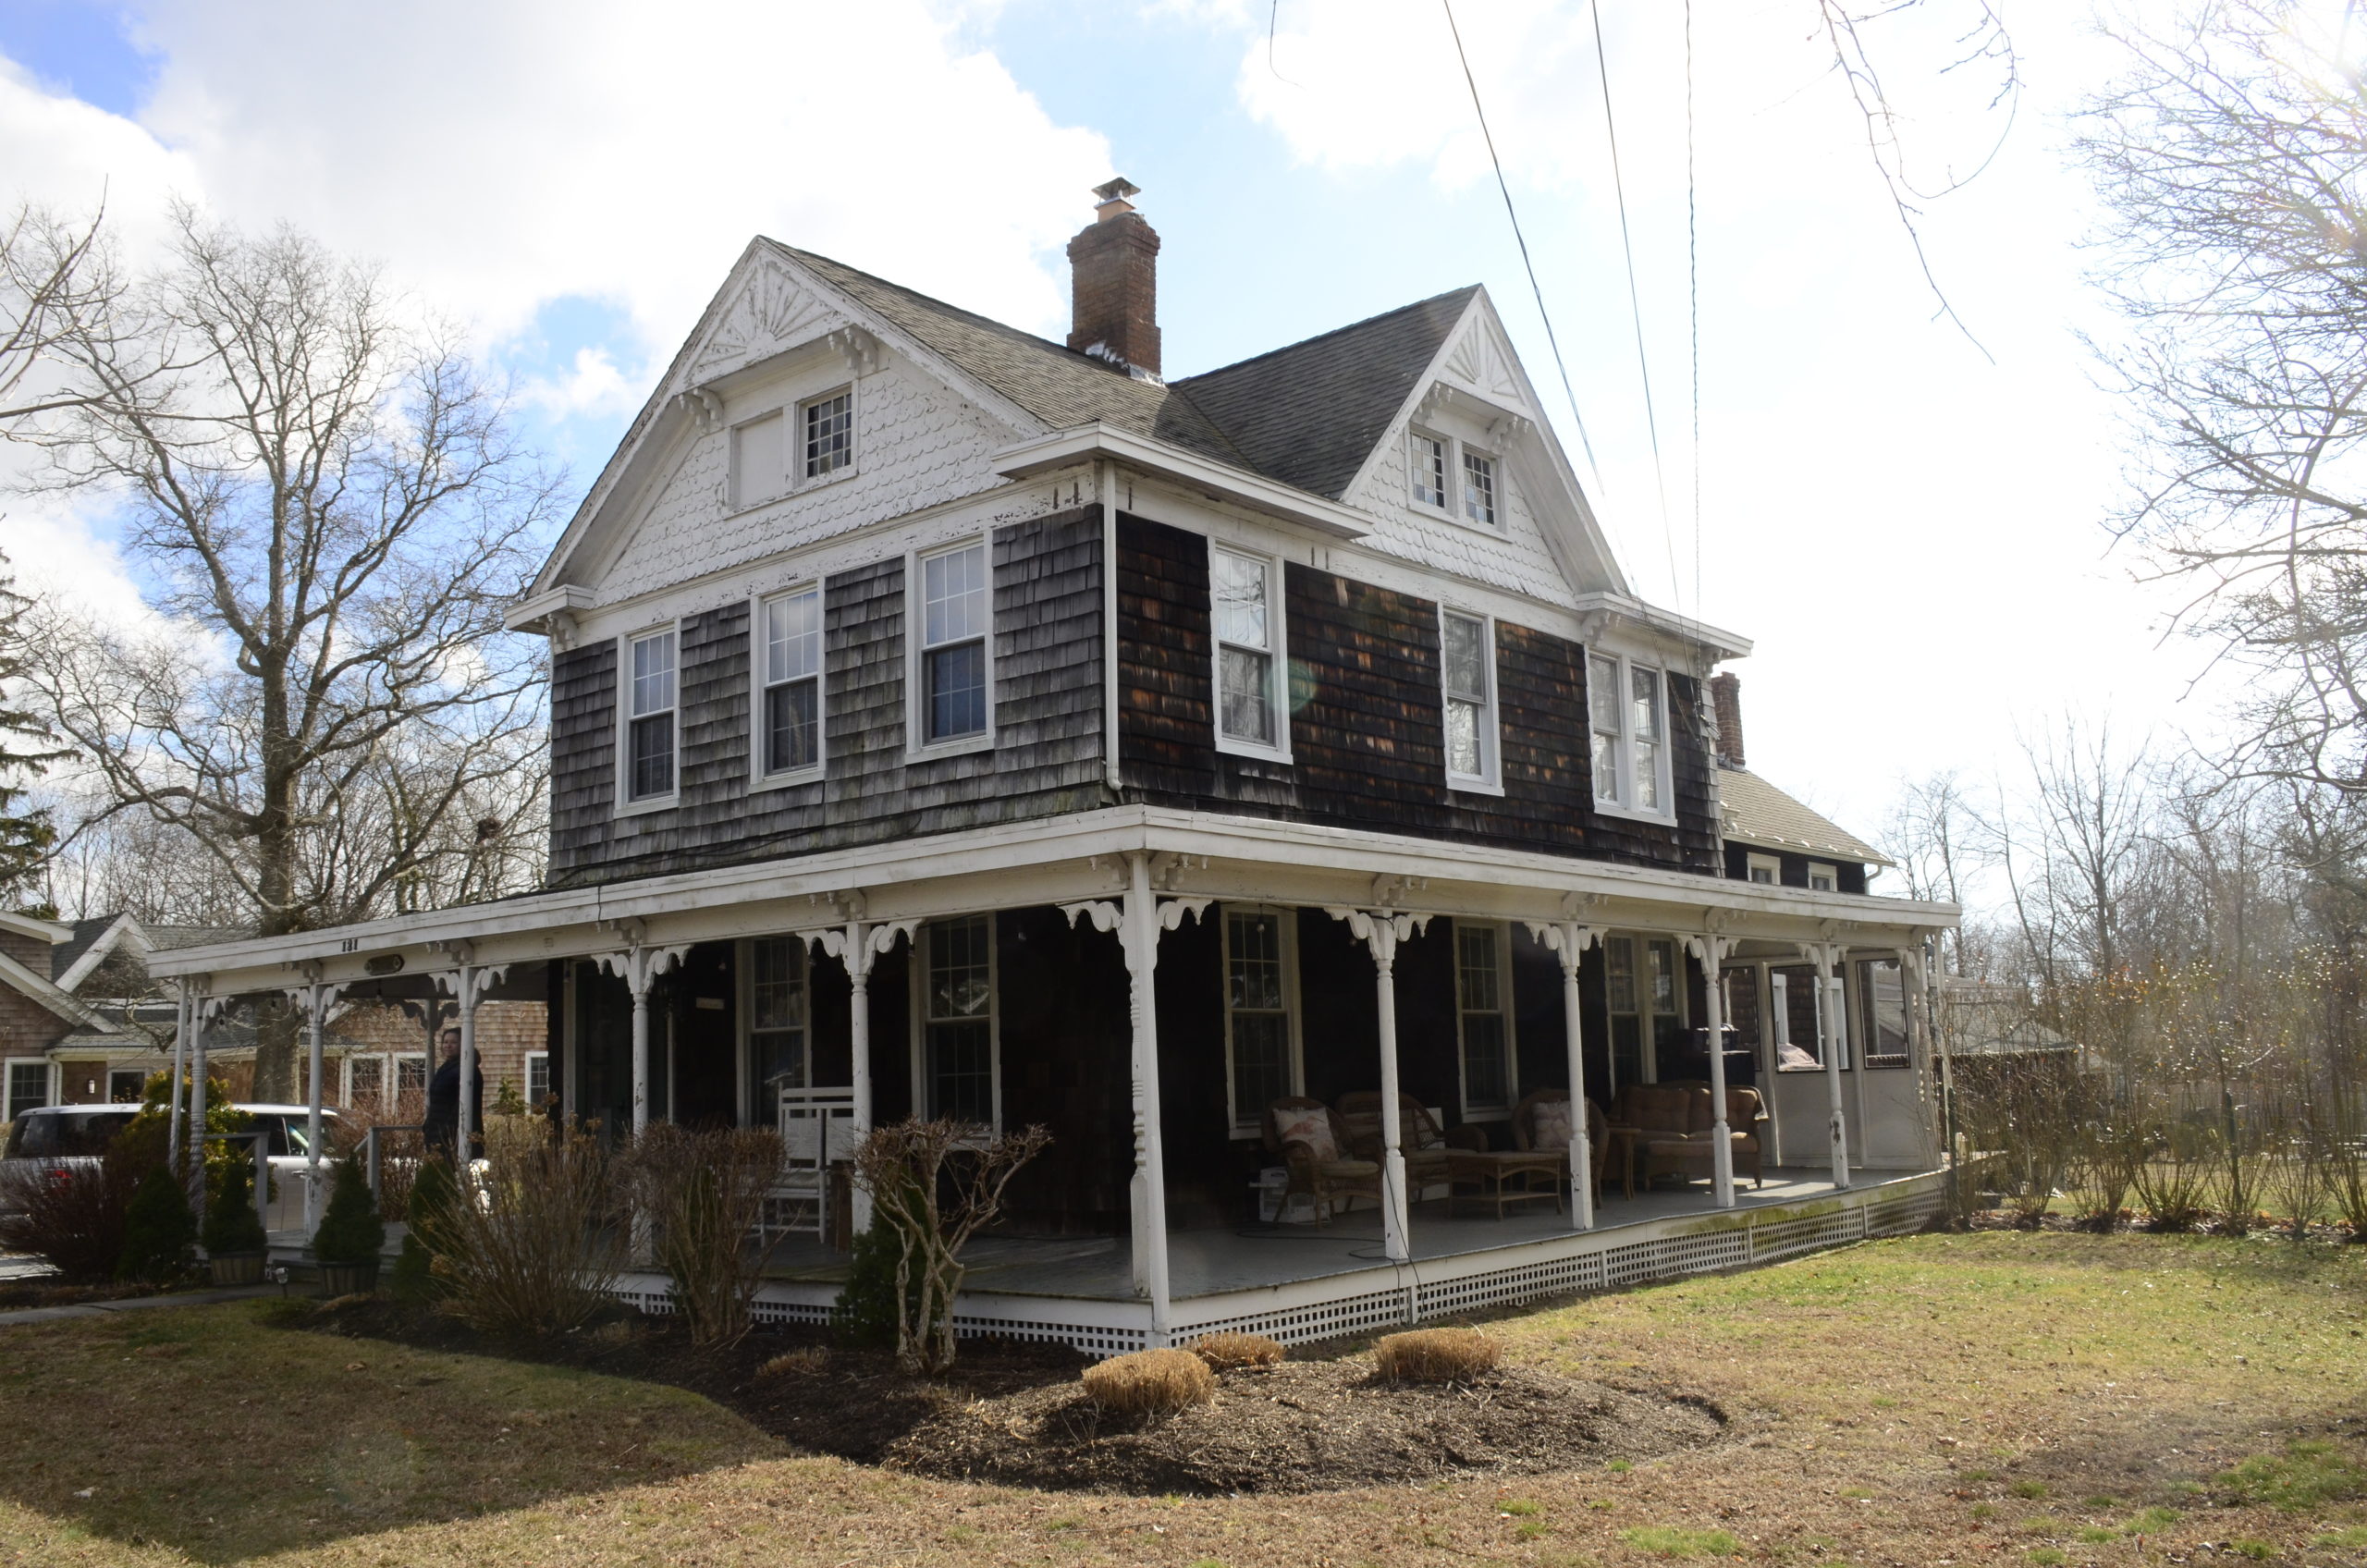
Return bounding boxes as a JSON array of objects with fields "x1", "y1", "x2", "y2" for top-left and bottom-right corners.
[
  {"x1": 1462, "y1": 450, "x2": 1498, "y2": 527},
  {"x1": 1410, "y1": 434, "x2": 1448, "y2": 508},
  {"x1": 730, "y1": 412, "x2": 784, "y2": 508},
  {"x1": 1809, "y1": 863, "x2": 1838, "y2": 893},
  {"x1": 803, "y1": 390, "x2": 852, "y2": 479}
]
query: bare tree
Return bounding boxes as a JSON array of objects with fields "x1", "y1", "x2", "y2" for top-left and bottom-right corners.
[
  {"x1": 0, "y1": 201, "x2": 119, "y2": 429},
  {"x1": 16, "y1": 210, "x2": 557, "y2": 1096},
  {"x1": 0, "y1": 553, "x2": 72, "y2": 909}
]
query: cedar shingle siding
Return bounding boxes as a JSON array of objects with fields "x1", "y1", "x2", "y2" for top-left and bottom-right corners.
[{"x1": 548, "y1": 508, "x2": 1108, "y2": 887}]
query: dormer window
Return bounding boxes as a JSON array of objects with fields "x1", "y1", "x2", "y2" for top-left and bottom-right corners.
[
  {"x1": 1410, "y1": 434, "x2": 1449, "y2": 508},
  {"x1": 1588, "y1": 652, "x2": 1671, "y2": 818},
  {"x1": 1809, "y1": 863, "x2": 1838, "y2": 893},
  {"x1": 1462, "y1": 449, "x2": 1498, "y2": 526},
  {"x1": 803, "y1": 390, "x2": 852, "y2": 478},
  {"x1": 623, "y1": 626, "x2": 679, "y2": 805}
]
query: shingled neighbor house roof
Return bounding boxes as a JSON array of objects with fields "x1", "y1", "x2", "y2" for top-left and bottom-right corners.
[
  {"x1": 776, "y1": 242, "x2": 1478, "y2": 502},
  {"x1": 1718, "y1": 768, "x2": 1894, "y2": 868}
]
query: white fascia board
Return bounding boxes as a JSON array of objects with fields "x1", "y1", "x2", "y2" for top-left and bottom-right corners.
[
  {"x1": 503, "y1": 584, "x2": 598, "y2": 636},
  {"x1": 0, "y1": 949, "x2": 116, "y2": 1031},
  {"x1": 994, "y1": 426, "x2": 1372, "y2": 542},
  {"x1": 53, "y1": 913, "x2": 135, "y2": 993},
  {"x1": 153, "y1": 806, "x2": 1957, "y2": 996},
  {"x1": 0, "y1": 911, "x2": 69, "y2": 944},
  {"x1": 1573, "y1": 591, "x2": 1753, "y2": 662}
]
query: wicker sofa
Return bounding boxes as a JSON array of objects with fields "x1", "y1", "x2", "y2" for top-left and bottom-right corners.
[{"x1": 1605, "y1": 1081, "x2": 1767, "y2": 1189}]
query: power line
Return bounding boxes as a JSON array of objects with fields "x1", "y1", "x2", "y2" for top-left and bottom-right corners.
[
  {"x1": 1441, "y1": 0, "x2": 1603, "y2": 494},
  {"x1": 1587, "y1": 0, "x2": 1681, "y2": 610},
  {"x1": 1686, "y1": 0, "x2": 1702, "y2": 627}
]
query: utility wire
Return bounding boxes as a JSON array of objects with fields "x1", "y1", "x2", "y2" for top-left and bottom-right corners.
[
  {"x1": 1587, "y1": 0, "x2": 1682, "y2": 610},
  {"x1": 1686, "y1": 0, "x2": 1703, "y2": 630},
  {"x1": 1441, "y1": 0, "x2": 1604, "y2": 494}
]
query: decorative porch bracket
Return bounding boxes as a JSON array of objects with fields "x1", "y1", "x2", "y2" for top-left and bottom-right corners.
[
  {"x1": 1798, "y1": 939, "x2": 1851, "y2": 1190},
  {"x1": 799, "y1": 917, "x2": 916, "y2": 1233},
  {"x1": 285, "y1": 972, "x2": 350, "y2": 1233},
  {"x1": 1525, "y1": 921, "x2": 1600, "y2": 1230},
  {"x1": 1065, "y1": 875, "x2": 1208, "y2": 1331},
  {"x1": 1325, "y1": 906, "x2": 1432, "y2": 1266},
  {"x1": 595, "y1": 941, "x2": 687, "y2": 1135},
  {"x1": 1683, "y1": 932, "x2": 1741, "y2": 1209},
  {"x1": 434, "y1": 951, "x2": 511, "y2": 1176}
]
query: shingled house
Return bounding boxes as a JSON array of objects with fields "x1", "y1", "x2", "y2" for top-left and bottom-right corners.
[{"x1": 153, "y1": 183, "x2": 1956, "y2": 1350}]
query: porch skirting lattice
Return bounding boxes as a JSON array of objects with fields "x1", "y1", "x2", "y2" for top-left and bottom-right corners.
[{"x1": 609, "y1": 1169, "x2": 1944, "y2": 1359}]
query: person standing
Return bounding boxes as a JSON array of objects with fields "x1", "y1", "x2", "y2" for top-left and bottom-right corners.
[{"x1": 422, "y1": 1026, "x2": 482, "y2": 1161}]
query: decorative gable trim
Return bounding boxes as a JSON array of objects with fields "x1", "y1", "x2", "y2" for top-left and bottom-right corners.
[
  {"x1": 994, "y1": 424, "x2": 1371, "y2": 542},
  {"x1": 0, "y1": 947, "x2": 117, "y2": 1033}
]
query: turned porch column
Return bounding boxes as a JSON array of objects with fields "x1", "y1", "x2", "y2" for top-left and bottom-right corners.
[
  {"x1": 286, "y1": 972, "x2": 347, "y2": 1233},
  {"x1": 1806, "y1": 942, "x2": 1850, "y2": 1190},
  {"x1": 1687, "y1": 933, "x2": 1739, "y2": 1209},
  {"x1": 810, "y1": 916, "x2": 914, "y2": 1235},
  {"x1": 166, "y1": 988, "x2": 190, "y2": 1179},
  {"x1": 436, "y1": 950, "x2": 509, "y2": 1168},
  {"x1": 1529, "y1": 922, "x2": 1600, "y2": 1230},
  {"x1": 598, "y1": 937, "x2": 685, "y2": 1135},
  {"x1": 1327, "y1": 906, "x2": 1429, "y2": 1265}
]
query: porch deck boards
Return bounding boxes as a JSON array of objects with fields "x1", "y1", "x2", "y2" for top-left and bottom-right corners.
[{"x1": 760, "y1": 1165, "x2": 1899, "y2": 1303}]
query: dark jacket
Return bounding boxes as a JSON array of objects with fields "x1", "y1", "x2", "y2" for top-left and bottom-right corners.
[{"x1": 423, "y1": 1053, "x2": 484, "y2": 1157}]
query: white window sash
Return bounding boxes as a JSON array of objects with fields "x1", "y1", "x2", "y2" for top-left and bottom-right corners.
[
  {"x1": 1210, "y1": 545, "x2": 1292, "y2": 762},
  {"x1": 752, "y1": 586, "x2": 826, "y2": 786},
  {"x1": 1588, "y1": 650, "x2": 1674, "y2": 822},
  {"x1": 800, "y1": 386, "x2": 855, "y2": 481},
  {"x1": 908, "y1": 541, "x2": 994, "y2": 754},
  {"x1": 1453, "y1": 920, "x2": 1517, "y2": 1118},
  {"x1": 1220, "y1": 904, "x2": 1303, "y2": 1135},
  {"x1": 617, "y1": 625, "x2": 681, "y2": 812},
  {"x1": 909, "y1": 915, "x2": 1000, "y2": 1129},
  {"x1": 1441, "y1": 608, "x2": 1500, "y2": 790}
]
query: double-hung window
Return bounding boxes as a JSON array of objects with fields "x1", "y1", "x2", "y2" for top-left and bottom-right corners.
[
  {"x1": 1588, "y1": 652, "x2": 1670, "y2": 816},
  {"x1": 1212, "y1": 547, "x2": 1287, "y2": 757},
  {"x1": 6, "y1": 1059, "x2": 51, "y2": 1121},
  {"x1": 1408, "y1": 429, "x2": 1503, "y2": 531},
  {"x1": 918, "y1": 915, "x2": 996, "y2": 1125},
  {"x1": 623, "y1": 627, "x2": 678, "y2": 804},
  {"x1": 747, "y1": 935, "x2": 808, "y2": 1093},
  {"x1": 1222, "y1": 907, "x2": 1300, "y2": 1134},
  {"x1": 1462, "y1": 449, "x2": 1498, "y2": 525},
  {"x1": 1858, "y1": 959, "x2": 1909, "y2": 1068},
  {"x1": 1441, "y1": 609, "x2": 1499, "y2": 789},
  {"x1": 1410, "y1": 434, "x2": 1449, "y2": 508},
  {"x1": 916, "y1": 542, "x2": 989, "y2": 748},
  {"x1": 730, "y1": 411, "x2": 783, "y2": 509},
  {"x1": 803, "y1": 390, "x2": 852, "y2": 479},
  {"x1": 1604, "y1": 934, "x2": 1683, "y2": 1089},
  {"x1": 1454, "y1": 922, "x2": 1515, "y2": 1116},
  {"x1": 757, "y1": 586, "x2": 823, "y2": 779},
  {"x1": 1747, "y1": 852, "x2": 1781, "y2": 886},
  {"x1": 524, "y1": 1050, "x2": 551, "y2": 1109},
  {"x1": 1808, "y1": 863, "x2": 1838, "y2": 893}
]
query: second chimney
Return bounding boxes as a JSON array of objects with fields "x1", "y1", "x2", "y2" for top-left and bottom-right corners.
[
  {"x1": 1067, "y1": 178, "x2": 1160, "y2": 378},
  {"x1": 1710, "y1": 671, "x2": 1746, "y2": 770}
]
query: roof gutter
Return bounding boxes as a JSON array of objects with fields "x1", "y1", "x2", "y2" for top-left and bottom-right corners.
[{"x1": 994, "y1": 424, "x2": 1372, "y2": 542}]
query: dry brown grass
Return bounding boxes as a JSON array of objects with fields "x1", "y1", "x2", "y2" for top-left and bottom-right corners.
[
  {"x1": 759, "y1": 1346, "x2": 831, "y2": 1378},
  {"x1": 1079, "y1": 1347, "x2": 1215, "y2": 1415},
  {"x1": 1372, "y1": 1327, "x2": 1500, "y2": 1382},
  {"x1": 1185, "y1": 1331, "x2": 1283, "y2": 1370}
]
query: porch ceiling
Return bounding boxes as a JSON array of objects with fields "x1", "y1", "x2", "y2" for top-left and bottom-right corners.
[{"x1": 149, "y1": 805, "x2": 1959, "y2": 998}]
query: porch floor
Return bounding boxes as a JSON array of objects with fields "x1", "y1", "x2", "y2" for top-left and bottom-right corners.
[{"x1": 759, "y1": 1165, "x2": 1918, "y2": 1303}]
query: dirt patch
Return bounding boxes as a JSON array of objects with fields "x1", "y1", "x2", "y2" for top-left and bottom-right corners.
[{"x1": 294, "y1": 1300, "x2": 1725, "y2": 1493}]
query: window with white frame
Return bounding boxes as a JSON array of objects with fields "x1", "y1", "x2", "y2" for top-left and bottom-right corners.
[
  {"x1": 1604, "y1": 934, "x2": 1683, "y2": 1088},
  {"x1": 1858, "y1": 959, "x2": 1909, "y2": 1067},
  {"x1": 802, "y1": 389, "x2": 852, "y2": 479},
  {"x1": 524, "y1": 1050, "x2": 551, "y2": 1109},
  {"x1": 916, "y1": 542, "x2": 989, "y2": 747},
  {"x1": 107, "y1": 1068, "x2": 146, "y2": 1103},
  {"x1": 1409, "y1": 433, "x2": 1449, "y2": 508},
  {"x1": 1462, "y1": 448, "x2": 1498, "y2": 526},
  {"x1": 1588, "y1": 652, "x2": 1670, "y2": 815},
  {"x1": 624, "y1": 627, "x2": 679, "y2": 803},
  {"x1": 5, "y1": 1059, "x2": 49, "y2": 1121},
  {"x1": 1441, "y1": 609, "x2": 1498, "y2": 788},
  {"x1": 757, "y1": 586, "x2": 824, "y2": 778},
  {"x1": 1222, "y1": 907, "x2": 1299, "y2": 1133},
  {"x1": 1808, "y1": 863, "x2": 1838, "y2": 892},
  {"x1": 918, "y1": 915, "x2": 996, "y2": 1124},
  {"x1": 1454, "y1": 922, "x2": 1515, "y2": 1116},
  {"x1": 730, "y1": 411, "x2": 783, "y2": 509},
  {"x1": 345, "y1": 1052, "x2": 428, "y2": 1109},
  {"x1": 746, "y1": 935, "x2": 807, "y2": 1097},
  {"x1": 1747, "y1": 852, "x2": 1781, "y2": 886},
  {"x1": 1211, "y1": 547, "x2": 1286, "y2": 755}
]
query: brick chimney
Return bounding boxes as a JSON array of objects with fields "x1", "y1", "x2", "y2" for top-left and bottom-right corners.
[
  {"x1": 1066, "y1": 178, "x2": 1160, "y2": 379},
  {"x1": 1710, "y1": 671, "x2": 1746, "y2": 770}
]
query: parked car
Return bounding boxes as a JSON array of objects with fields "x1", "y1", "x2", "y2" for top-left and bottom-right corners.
[{"x1": 0, "y1": 1104, "x2": 141, "y2": 1216}]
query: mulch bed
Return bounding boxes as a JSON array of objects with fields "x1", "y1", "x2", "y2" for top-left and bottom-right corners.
[
  {"x1": 291, "y1": 1299, "x2": 1729, "y2": 1494},
  {"x1": 1965, "y1": 1208, "x2": 2363, "y2": 1242}
]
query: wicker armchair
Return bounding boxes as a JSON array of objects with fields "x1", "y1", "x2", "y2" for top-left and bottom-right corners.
[
  {"x1": 1335, "y1": 1091, "x2": 1485, "y2": 1188},
  {"x1": 1508, "y1": 1088, "x2": 1622, "y2": 1201},
  {"x1": 1607, "y1": 1082, "x2": 1767, "y2": 1189},
  {"x1": 1263, "y1": 1097, "x2": 1381, "y2": 1222}
]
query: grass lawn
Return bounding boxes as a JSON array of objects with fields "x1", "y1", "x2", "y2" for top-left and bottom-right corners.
[{"x1": 0, "y1": 1231, "x2": 2361, "y2": 1566}]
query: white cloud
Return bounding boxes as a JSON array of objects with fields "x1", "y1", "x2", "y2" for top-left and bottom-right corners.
[{"x1": 517, "y1": 346, "x2": 639, "y2": 423}]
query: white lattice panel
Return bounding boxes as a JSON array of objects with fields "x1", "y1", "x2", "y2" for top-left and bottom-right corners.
[
  {"x1": 1171, "y1": 1285, "x2": 1414, "y2": 1349},
  {"x1": 955, "y1": 1313, "x2": 1147, "y2": 1358}
]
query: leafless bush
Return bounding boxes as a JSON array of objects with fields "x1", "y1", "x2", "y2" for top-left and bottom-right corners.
[
  {"x1": 624, "y1": 1122, "x2": 782, "y2": 1349},
  {"x1": 433, "y1": 1118, "x2": 622, "y2": 1337},
  {"x1": 850, "y1": 1117, "x2": 1050, "y2": 1376},
  {"x1": 759, "y1": 1346, "x2": 829, "y2": 1378},
  {"x1": 2067, "y1": 1103, "x2": 2147, "y2": 1231},
  {"x1": 1374, "y1": 1329, "x2": 1501, "y2": 1383},
  {"x1": 0, "y1": 1160, "x2": 137, "y2": 1280},
  {"x1": 2264, "y1": 1127, "x2": 2332, "y2": 1239},
  {"x1": 1082, "y1": 1348, "x2": 1215, "y2": 1416},
  {"x1": 1188, "y1": 1331, "x2": 1283, "y2": 1371},
  {"x1": 2132, "y1": 1115, "x2": 2214, "y2": 1231},
  {"x1": 327, "y1": 1091, "x2": 427, "y2": 1220}
]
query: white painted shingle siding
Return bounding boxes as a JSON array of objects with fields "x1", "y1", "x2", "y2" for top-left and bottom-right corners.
[{"x1": 1343, "y1": 427, "x2": 1574, "y2": 606}]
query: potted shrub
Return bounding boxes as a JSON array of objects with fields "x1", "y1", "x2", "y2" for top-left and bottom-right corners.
[
  {"x1": 202, "y1": 1158, "x2": 269, "y2": 1286},
  {"x1": 312, "y1": 1156, "x2": 385, "y2": 1296}
]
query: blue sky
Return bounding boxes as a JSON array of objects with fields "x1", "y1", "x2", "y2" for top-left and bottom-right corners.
[{"x1": 0, "y1": 0, "x2": 2210, "y2": 842}]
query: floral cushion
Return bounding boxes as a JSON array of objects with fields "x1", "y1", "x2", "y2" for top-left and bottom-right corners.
[
  {"x1": 1531, "y1": 1098, "x2": 1573, "y2": 1150},
  {"x1": 1273, "y1": 1106, "x2": 1337, "y2": 1164}
]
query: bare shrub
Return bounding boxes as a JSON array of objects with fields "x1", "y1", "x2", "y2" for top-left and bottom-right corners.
[
  {"x1": 0, "y1": 1160, "x2": 136, "y2": 1280},
  {"x1": 1374, "y1": 1328, "x2": 1501, "y2": 1383},
  {"x1": 1082, "y1": 1348, "x2": 1215, "y2": 1416},
  {"x1": 1188, "y1": 1331, "x2": 1283, "y2": 1371},
  {"x1": 434, "y1": 1118, "x2": 623, "y2": 1337},
  {"x1": 2265, "y1": 1127, "x2": 2332, "y2": 1239},
  {"x1": 2067, "y1": 1104, "x2": 2147, "y2": 1231},
  {"x1": 850, "y1": 1117, "x2": 1050, "y2": 1376},
  {"x1": 624, "y1": 1122, "x2": 783, "y2": 1349},
  {"x1": 2133, "y1": 1115, "x2": 2214, "y2": 1231}
]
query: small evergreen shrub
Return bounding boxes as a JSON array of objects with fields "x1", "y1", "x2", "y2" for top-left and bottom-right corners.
[
  {"x1": 116, "y1": 1168, "x2": 196, "y2": 1282},
  {"x1": 312, "y1": 1156, "x2": 385, "y2": 1267},
  {"x1": 1373, "y1": 1328, "x2": 1501, "y2": 1382},
  {"x1": 834, "y1": 1215, "x2": 920, "y2": 1349},
  {"x1": 201, "y1": 1158, "x2": 267, "y2": 1255},
  {"x1": 390, "y1": 1155, "x2": 457, "y2": 1305},
  {"x1": 1082, "y1": 1348, "x2": 1215, "y2": 1416}
]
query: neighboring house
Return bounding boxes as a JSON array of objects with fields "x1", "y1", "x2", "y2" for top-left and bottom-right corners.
[{"x1": 153, "y1": 183, "x2": 1957, "y2": 1346}]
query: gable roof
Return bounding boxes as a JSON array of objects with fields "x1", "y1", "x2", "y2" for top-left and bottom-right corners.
[
  {"x1": 1718, "y1": 767, "x2": 1893, "y2": 868},
  {"x1": 1169, "y1": 288, "x2": 1480, "y2": 501},
  {"x1": 54, "y1": 913, "x2": 136, "y2": 991}
]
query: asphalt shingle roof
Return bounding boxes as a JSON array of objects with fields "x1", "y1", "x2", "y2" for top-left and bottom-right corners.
[{"x1": 1718, "y1": 768, "x2": 1894, "y2": 867}]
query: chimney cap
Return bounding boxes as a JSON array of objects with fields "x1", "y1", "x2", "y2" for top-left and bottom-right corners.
[{"x1": 1091, "y1": 177, "x2": 1142, "y2": 221}]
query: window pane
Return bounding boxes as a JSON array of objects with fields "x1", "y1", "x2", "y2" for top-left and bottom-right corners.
[
  {"x1": 1210, "y1": 551, "x2": 1269, "y2": 649},
  {"x1": 766, "y1": 678, "x2": 819, "y2": 772},
  {"x1": 923, "y1": 545, "x2": 987, "y2": 647},
  {"x1": 1630, "y1": 665, "x2": 1662, "y2": 741},
  {"x1": 1462, "y1": 450, "x2": 1496, "y2": 525},
  {"x1": 631, "y1": 631, "x2": 676, "y2": 718},
  {"x1": 925, "y1": 916, "x2": 994, "y2": 1122},
  {"x1": 1219, "y1": 646, "x2": 1275, "y2": 744},
  {"x1": 1456, "y1": 925, "x2": 1500, "y2": 1012},
  {"x1": 1447, "y1": 699, "x2": 1482, "y2": 778},
  {"x1": 1226, "y1": 913, "x2": 1285, "y2": 1010},
  {"x1": 526, "y1": 1053, "x2": 550, "y2": 1108},
  {"x1": 630, "y1": 711, "x2": 675, "y2": 798},
  {"x1": 928, "y1": 916, "x2": 993, "y2": 1021},
  {"x1": 1588, "y1": 654, "x2": 1620, "y2": 734},
  {"x1": 1592, "y1": 730, "x2": 1621, "y2": 803},
  {"x1": 731, "y1": 412, "x2": 782, "y2": 508},
  {"x1": 1605, "y1": 937, "x2": 1636, "y2": 1014},
  {"x1": 803, "y1": 392, "x2": 852, "y2": 477},
  {"x1": 1442, "y1": 613, "x2": 1487, "y2": 701},
  {"x1": 1463, "y1": 1014, "x2": 1509, "y2": 1108},
  {"x1": 1648, "y1": 940, "x2": 1677, "y2": 1014},
  {"x1": 1230, "y1": 1012, "x2": 1293, "y2": 1118},
  {"x1": 350, "y1": 1056, "x2": 383, "y2": 1106},
  {"x1": 398, "y1": 1055, "x2": 427, "y2": 1095},
  {"x1": 765, "y1": 589, "x2": 820, "y2": 684},
  {"x1": 751, "y1": 937, "x2": 806, "y2": 1032},
  {"x1": 8, "y1": 1062, "x2": 48, "y2": 1119},
  {"x1": 925, "y1": 642, "x2": 987, "y2": 741},
  {"x1": 1411, "y1": 435, "x2": 1447, "y2": 508},
  {"x1": 1634, "y1": 739, "x2": 1662, "y2": 810},
  {"x1": 926, "y1": 1021, "x2": 994, "y2": 1122}
]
